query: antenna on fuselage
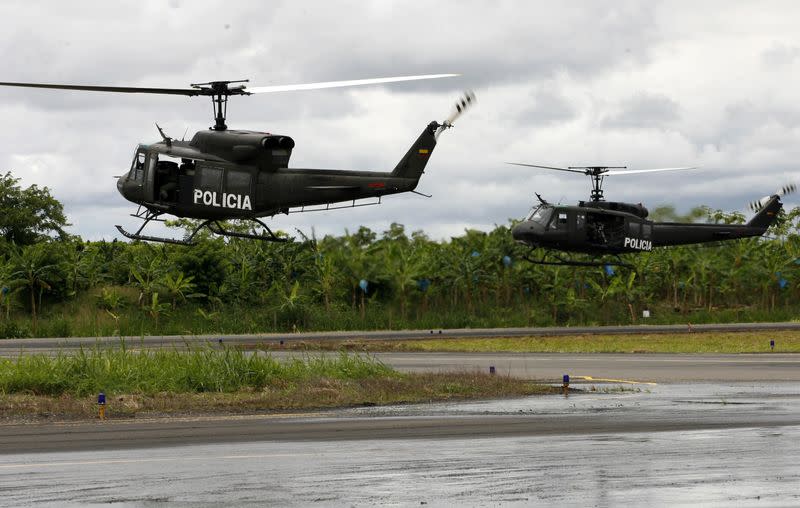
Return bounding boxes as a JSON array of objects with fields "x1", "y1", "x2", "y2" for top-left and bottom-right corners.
[{"x1": 155, "y1": 123, "x2": 172, "y2": 147}]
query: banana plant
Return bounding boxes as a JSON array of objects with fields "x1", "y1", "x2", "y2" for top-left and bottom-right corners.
[
  {"x1": 10, "y1": 243, "x2": 59, "y2": 331},
  {"x1": 160, "y1": 272, "x2": 198, "y2": 309}
]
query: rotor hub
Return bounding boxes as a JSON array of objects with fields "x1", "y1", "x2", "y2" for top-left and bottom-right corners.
[
  {"x1": 190, "y1": 80, "x2": 251, "y2": 131},
  {"x1": 571, "y1": 167, "x2": 625, "y2": 202}
]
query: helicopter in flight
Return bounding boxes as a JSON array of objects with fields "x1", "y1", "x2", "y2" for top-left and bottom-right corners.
[
  {"x1": 0, "y1": 75, "x2": 474, "y2": 244},
  {"x1": 507, "y1": 163, "x2": 795, "y2": 267}
]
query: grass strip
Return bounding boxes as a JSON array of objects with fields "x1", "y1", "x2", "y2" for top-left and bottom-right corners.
[
  {"x1": 0, "y1": 346, "x2": 395, "y2": 396},
  {"x1": 0, "y1": 347, "x2": 558, "y2": 422},
  {"x1": 247, "y1": 330, "x2": 800, "y2": 354}
]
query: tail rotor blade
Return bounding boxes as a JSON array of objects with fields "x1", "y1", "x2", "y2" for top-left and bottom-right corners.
[
  {"x1": 752, "y1": 183, "x2": 797, "y2": 210},
  {"x1": 749, "y1": 196, "x2": 771, "y2": 212},
  {"x1": 778, "y1": 183, "x2": 797, "y2": 197},
  {"x1": 444, "y1": 90, "x2": 476, "y2": 126}
]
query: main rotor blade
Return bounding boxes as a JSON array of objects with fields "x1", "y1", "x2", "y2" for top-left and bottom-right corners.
[
  {"x1": 505, "y1": 162, "x2": 587, "y2": 174},
  {"x1": 245, "y1": 74, "x2": 459, "y2": 94},
  {"x1": 0, "y1": 81, "x2": 199, "y2": 96},
  {"x1": 604, "y1": 167, "x2": 695, "y2": 175}
]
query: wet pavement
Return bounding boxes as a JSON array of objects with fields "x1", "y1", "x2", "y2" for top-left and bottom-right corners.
[{"x1": 1, "y1": 382, "x2": 799, "y2": 506}]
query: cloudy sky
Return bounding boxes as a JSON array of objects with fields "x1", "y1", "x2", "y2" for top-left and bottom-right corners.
[{"x1": 0, "y1": 1, "x2": 799, "y2": 241}]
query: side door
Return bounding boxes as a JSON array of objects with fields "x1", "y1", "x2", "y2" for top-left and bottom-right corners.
[
  {"x1": 192, "y1": 162, "x2": 225, "y2": 208},
  {"x1": 625, "y1": 219, "x2": 653, "y2": 251},
  {"x1": 224, "y1": 168, "x2": 253, "y2": 212},
  {"x1": 547, "y1": 208, "x2": 571, "y2": 245},
  {"x1": 572, "y1": 211, "x2": 586, "y2": 245}
]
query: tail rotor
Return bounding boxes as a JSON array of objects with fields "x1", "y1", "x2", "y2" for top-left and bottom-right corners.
[
  {"x1": 436, "y1": 90, "x2": 475, "y2": 138},
  {"x1": 749, "y1": 183, "x2": 796, "y2": 212}
]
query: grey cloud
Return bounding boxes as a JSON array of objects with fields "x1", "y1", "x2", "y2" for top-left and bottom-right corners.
[
  {"x1": 257, "y1": 2, "x2": 661, "y2": 88},
  {"x1": 0, "y1": 1, "x2": 662, "y2": 115},
  {"x1": 515, "y1": 89, "x2": 576, "y2": 126},
  {"x1": 761, "y1": 44, "x2": 800, "y2": 67},
  {"x1": 722, "y1": 101, "x2": 800, "y2": 139},
  {"x1": 602, "y1": 92, "x2": 680, "y2": 129},
  {"x1": 0, "y1": 1, "x2": 798, "y2": 242}
]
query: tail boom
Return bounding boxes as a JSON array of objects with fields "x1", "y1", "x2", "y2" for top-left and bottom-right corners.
[{"x1": 652, "y1": 195, "x2": 783, "y2": 247}]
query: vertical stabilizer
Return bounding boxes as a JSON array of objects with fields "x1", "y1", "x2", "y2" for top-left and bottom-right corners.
[{"x1": 390, "y1": 91, "x2": 475, "y2": 181}]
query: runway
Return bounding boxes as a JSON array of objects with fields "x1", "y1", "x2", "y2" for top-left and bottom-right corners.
[
  {"x1": 3, "y1": 336, "x2": 800, "y2": 505},
  {"x1": 351, "y1": 351, "x2": 800, "y2": 382},
  {"x1": 0, "y1": 320, "x2": 798, "y2": 354},
  {"x1": 2, "y1": 383, "x2": 799, "y2": 505}
]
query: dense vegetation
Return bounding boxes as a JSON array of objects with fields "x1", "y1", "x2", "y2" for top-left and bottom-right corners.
[{"x1": 2, "y1": 171, "x2": 800, "y2": 338}]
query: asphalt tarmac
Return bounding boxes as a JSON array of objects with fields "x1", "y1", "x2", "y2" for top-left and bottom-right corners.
[
  {"x1": 2, "y1": 331, "x2": 800, "y2": 505},
  {"x1": 322, "y1": 351, "x2": 800, "y2": 383},
  {"x1": 2, "y1": 383, "x2": 799, "y2": 506},
  {"x1": 0, "y1": 320, "x2": 798, "y2": 353}
]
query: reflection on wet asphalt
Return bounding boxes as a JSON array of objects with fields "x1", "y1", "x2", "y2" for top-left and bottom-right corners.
[{"x1": 2, "y1": 383, "x2": 799, "y2": 507}]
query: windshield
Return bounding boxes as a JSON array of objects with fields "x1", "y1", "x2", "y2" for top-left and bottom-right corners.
[
  {"x1": 129, "y1": 147, "x2": 146, "y2": 182},
  {"x1": 525, "y1": 205, "x2": 552, "y2": 224}
]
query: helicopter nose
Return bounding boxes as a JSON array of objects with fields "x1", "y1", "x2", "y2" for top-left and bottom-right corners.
[{"x1": 512, "y1": 221, "x2": 537, "y2": 243}]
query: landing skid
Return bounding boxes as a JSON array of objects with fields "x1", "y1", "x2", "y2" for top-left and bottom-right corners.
[
  {"x1": 116, "y1": 208, "x2": 287, "y2": 245},
  {"x1": 116, "y1": 224, "x2": 199, "y2": 245},
  {"x1": 206, "y1": 218, "x2": 287, "y2": 242},
  {"x1": 523, "y1": 252, "x2": 634, "y2": 269}
]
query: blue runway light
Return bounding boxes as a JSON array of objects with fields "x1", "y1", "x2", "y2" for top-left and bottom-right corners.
[
  {"x1": 471, "y1": 250, "x2": 480, "y2": 258},
  {"x1": 604, "y1": 264, "x2": 615, "y2": 276},
  {"x1": 562, "y1": 374, "x2": 570, "y2": 385},
  {"x1": 358, "y1": 279, "x2": 368, "y2": 293},
  {"x1": 97, "y1": 392, "x2": 107, "y2": 420},
  {"x1": 502, "y1": 255, "x2": 512, "y2": 267}
]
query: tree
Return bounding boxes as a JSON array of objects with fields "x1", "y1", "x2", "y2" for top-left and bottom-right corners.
[
  {"x1": 381, "y1": 241, "x2": 422, "y2": 320},
  {"x1": 171, "y1": 238, "x2": 229, "y2": 298},
  {"x1": 10, "y1": 243, "x2": 60, "y2": 330},
  {"x1": 0, "y1": 172, "x2": 69, "y2": 246},
  {"x1": 0, "y1": 257, "x2": 23, "y2": 320}
]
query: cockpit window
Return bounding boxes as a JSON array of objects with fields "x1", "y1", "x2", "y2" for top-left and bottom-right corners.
[
  {"x1": 526, "y1": 206, "x2": 552, "y2": 224},
  {"x1": 129, "y1": 148, "x2": 146, "y2": 182}
]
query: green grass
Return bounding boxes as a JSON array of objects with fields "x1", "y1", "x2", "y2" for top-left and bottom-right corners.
[
  {"x1": 0, "y1": 346, "x2": 395, "y2": 396},
  {"x1": 0, "y1": 347, "x2": 559, "y2": 421},
  {"x1": 254, "y1": 330, "x2": 800, "y2": 354}
]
